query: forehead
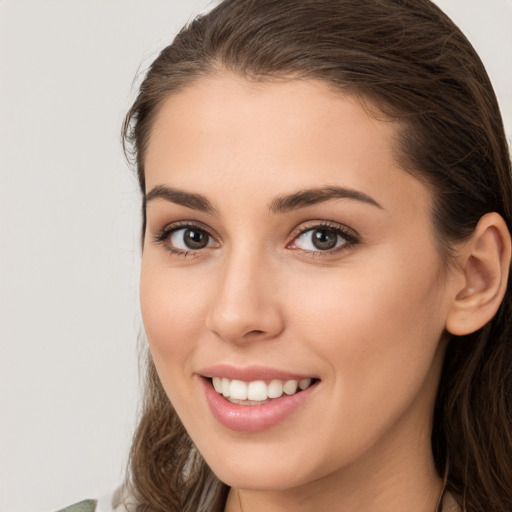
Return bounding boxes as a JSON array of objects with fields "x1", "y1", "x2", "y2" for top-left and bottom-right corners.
[
  {"x1": 144, "y1": 72, "x2": 431, "y2": 217},
  {"x1": 147, "y1": 73, "x2": 392, "y2": 156}
]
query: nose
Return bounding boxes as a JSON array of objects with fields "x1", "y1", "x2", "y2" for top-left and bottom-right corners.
[{"x1": 205, "y1": 248, "x2": 284, "y2": 344}]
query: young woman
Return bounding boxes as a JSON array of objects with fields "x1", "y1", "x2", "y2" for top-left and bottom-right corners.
[{"x1": 62, "y1": 1, "x2": 512, "y2": 511}]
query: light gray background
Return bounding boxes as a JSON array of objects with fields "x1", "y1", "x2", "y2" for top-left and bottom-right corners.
[{"x1": 0, "y1": 1, "x2": 510, "y2": 511}]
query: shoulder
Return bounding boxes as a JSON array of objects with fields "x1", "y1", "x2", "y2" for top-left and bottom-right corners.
[
  {"x1": 57, "y1": 500, "x2": 97, "y2": 512},
  {"x1": 56, "y1": 486, "x2": 134, "y2": 512}
]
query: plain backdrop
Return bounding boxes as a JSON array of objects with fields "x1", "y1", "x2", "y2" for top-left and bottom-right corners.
[{"x1": 0, "y1": 1, "x2": 510, "y2": 511}]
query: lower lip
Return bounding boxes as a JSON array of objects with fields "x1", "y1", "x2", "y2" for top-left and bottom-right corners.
[{"x1": 201, "y1": 378, "x2": 318, "y2": 432}]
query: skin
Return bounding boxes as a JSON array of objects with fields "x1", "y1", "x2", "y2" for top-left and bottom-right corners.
[{"x1": 140, "y1": 73, "x2": 465, "y2": 512}]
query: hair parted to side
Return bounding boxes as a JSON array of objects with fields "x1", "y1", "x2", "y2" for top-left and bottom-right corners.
[{"x1": 122, "y1": 1, "x2": 512, "y2": 511}]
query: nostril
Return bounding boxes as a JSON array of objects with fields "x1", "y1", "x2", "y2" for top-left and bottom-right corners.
[{"x1": 205, "y1": 296, "x2": 284, "y2": 343}]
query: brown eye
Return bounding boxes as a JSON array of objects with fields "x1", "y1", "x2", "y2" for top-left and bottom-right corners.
[
  {"x1": 169, "y1": 227, "x2": 216, "y2": 250},
  {"x1": 184, "y1": 228, "x2": 209, "y2": 249},
  {"x1": 310, "y1": 229, "x2": 338, "y2": 250},
  {"x1": 291, "y1": 225, "x2": 357, "y2": 253}
]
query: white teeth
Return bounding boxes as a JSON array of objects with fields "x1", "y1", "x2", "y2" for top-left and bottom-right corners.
[
  {"x1": 228, "y1": 398, "x2": 267, "y2": 405},
  {"x1": 212, "y1": 377, "x2": 222, "y2": 393},
  {"x1": 283, "y1": 380, "x2": 298, "y2": 395},
  {"x1": 267, "y1": 379, "x2": 284, "y2": 398},
  {"x1": 247, "y1": 380, "x2": 267, "y2": 401},
  {"x1": 221, "y1": 377, "x2": 230, "y2": 397},
  {"x1": 229, "y1": 379, "x2": 248, "y2": 400},
  {"x1": 299, "y1": 378, "x2": 312, "y2": 390},
  {"x1": 211, "y1": 376, "x2": 314, "y2": 403}
]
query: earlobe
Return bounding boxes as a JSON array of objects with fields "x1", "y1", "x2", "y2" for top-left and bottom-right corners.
[{"x1": 446, "y1": 212, "x2": 511, "y2": 336}]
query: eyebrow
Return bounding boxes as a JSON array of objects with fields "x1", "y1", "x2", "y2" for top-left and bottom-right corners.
[
  {"x1": 269, "y1": 186, "x2": 382, "y2": 213},
  {"x1": 144, "y1": 184, "x2": 382, "y2": 215},
  {"x1": 145, "y1": 185, "x2": 216, "y2": 214}
]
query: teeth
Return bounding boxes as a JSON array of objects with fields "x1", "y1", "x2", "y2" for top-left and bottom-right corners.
[
  {"x1": 248, "y1": 380, "x2": 267, "y2": 401},
  {"x1": 283, "y1": 380, "x2": 298, "y2": 395},
  {"x1": 210, "y1": 376, "x2": 314, "y2": 403},
  {"x1": 228, "y1": 398, "x2": 267, "y2": 405},
  {"x1": 299, "y1": 378, "x2": 312, "y2": 390},
  {"x1": 229, "y1": 379, "x2": 248, "y2": 400},
  {"x1": 221, "y1": 377, "x2": 230, "y2": 397},
  {"x1": 212, "y1": 377, "x2": 222, "y2": 393},
  {"x1": 268, "y1": 379, "x2": 283, "y2": 399}
]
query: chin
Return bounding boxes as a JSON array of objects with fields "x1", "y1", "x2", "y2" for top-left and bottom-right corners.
[
  {"x1": 199, "y1": 441, "x2": 331, "y2": 492},
  {"x1": 211, "y1": 463, "x2": 308, "y2": 491}
]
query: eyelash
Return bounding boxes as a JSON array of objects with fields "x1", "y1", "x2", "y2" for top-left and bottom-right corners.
[
  {"x1": 288, "y1": 221, "x2": 359, "y2": 256},
  {"x1": 152, "y1": 221, "x2": 218, "y2": 258},
  {"x1": 152, "y1": 221, "x2": 359, "y2": 258}
]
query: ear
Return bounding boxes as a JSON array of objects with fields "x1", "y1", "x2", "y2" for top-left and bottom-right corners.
[{"x1": 445, "y1": 212, "x2": 511, "y2": 336}]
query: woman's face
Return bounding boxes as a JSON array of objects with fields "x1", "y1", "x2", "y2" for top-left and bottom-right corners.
[{"x1": 141, "y1": 74, "x2": 457, "y2": 492}]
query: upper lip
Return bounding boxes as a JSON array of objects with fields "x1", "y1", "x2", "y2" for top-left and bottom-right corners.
[{"x1": 199, "y1": 364, "x2": 318, "y2": 382}]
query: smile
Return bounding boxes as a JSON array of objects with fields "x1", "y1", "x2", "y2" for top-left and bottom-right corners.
[
  {"x1": 212, "y1": 377, "x2": 314, "y2": 404},
  {"x1": 200, "y1": 370, "x2": 320, "y2": 432}
]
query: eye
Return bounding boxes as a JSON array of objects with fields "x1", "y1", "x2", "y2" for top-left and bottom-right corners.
[
  {"x1": 153, "y1": 223, "x2": 219, "y2": 256},
  {"x1": 169, "y1": 227, "x2": 215, "y2": 250},
  {"x1": 289, "y1": 224, "x2": 358, "y2": 253}
]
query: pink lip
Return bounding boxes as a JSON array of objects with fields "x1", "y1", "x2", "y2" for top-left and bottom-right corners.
[
  {"x1": 199, "y1": 364, "x2": 316, "y2": 382},
  {"x1": 200, "y1": 376, "x2": 319, "y2": 433}
]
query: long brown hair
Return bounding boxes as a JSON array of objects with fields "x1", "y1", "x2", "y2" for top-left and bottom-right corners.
[{"x1": 122, "y1": 1, "x2": 512, "y2": 510}]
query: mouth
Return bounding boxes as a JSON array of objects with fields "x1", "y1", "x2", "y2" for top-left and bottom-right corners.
[
  {"x1": 208, "y1": 376, "x2": 318, "y2": 405},
  {"x1": 199, "y1": 370, "x2": 320, "y2": 432}
]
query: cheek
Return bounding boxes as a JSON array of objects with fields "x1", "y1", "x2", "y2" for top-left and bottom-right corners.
[
  {"x1": 272, "y1": 260, "x2": 446, "y2": 473},
  {"x1": 139, "y1": 260, "x2": 209, "y2": 386},
  {"x1": 286, "y1": 245, "x2": 447, "y2": 411},
  {"x1": 290, "y1": 252, "x2": 443, "y2": 338}
]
